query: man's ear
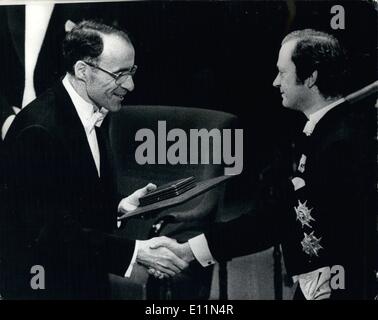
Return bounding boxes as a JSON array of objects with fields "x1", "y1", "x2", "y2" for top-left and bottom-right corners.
[
  {"x1": 305, "y1": 70, "x2": 318, "y2": 89},
  {"x1": 73, "y1": 61, "x2": 88, "y2": 82}
]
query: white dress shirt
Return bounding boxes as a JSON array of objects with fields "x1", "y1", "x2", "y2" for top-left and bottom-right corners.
[
  {"x1": 302, "y1": 98, "x2": 344, "y2": 136},
  {"x1": 189, "y1": 98, "x2": 344, "y2": 299},
  {"x1": 62, "y1": 75, "x2": 138, "y2": 277},
  {"x1": 62, "y1": 75, "x2": 103, "y2": 177}
]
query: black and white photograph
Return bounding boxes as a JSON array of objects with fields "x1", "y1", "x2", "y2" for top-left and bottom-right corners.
[{"x1": 0, "y1": 0, "x2": 377, "y2": 305}]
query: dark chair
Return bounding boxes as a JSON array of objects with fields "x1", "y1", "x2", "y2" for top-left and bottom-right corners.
[{"x1": 108, "y1": 105, "x2": 239, "y2": 299}]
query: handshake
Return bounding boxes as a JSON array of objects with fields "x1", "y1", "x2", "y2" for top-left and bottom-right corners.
[
  {"x1": 119, "y1": 183, "x2": 197, "y2": 279},
  {"x1": 137, "y1": 236, "x2": 195, "y2": 279}
]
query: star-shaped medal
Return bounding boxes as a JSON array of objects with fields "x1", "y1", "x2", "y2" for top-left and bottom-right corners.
[
  {"x1": 301, "y1": 231, "x2": 323, "y2": 257},
  {"x1": 294, "y1": 200, "x2": 315, "y2": 228}
]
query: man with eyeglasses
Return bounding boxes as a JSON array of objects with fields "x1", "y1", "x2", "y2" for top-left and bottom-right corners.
[{"x1": 0, "y1": 20, "x2": 186, "y2": 299}]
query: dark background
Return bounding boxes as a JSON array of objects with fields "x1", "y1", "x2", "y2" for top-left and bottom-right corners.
[
  {"x1": 0, "y1": 0, "x2": 376, "y2": 300},
  {"x1": 103, "y1": 1, "x2": 377, "y2": 191},
  {"x1": 0, "y1": 0, "x2": 377, "y2": 188}
]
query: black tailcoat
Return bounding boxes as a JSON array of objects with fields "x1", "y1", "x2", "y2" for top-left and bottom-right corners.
[
  {"x1": 205, "y1": 101, "x2": 376, "y2": 299},
  {"x1": 0, "y1": 82, "x2": 135, "y2": 299}
]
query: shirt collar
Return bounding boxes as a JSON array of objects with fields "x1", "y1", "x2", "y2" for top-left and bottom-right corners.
[
  {"x1": 303, "y1": 98, "x2": 345, "y2": 136},
  {"x1": 62, "y1": 74, "x2": 101, "y2": 129}
]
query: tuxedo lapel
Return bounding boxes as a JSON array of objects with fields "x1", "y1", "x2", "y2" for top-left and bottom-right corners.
[
  {"x1": 95, "y1": 126, "x2": 107, "y2": 179},
  {"x1": 53, "y1": 82, "x2": 101, "y2": 181},
  {"x1": 95, "y1": 122, "x2": 118, "y2": 229},
  {"x1": 95, "y1": 121, "x2": 115, "y2": 181}
]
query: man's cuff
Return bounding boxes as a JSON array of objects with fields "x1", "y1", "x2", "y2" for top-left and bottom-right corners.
[
  {"x1": 124, "y1": 240, "x2": 139, "y2": 277},
  {"x1": 188, "y1": 234, "x2": 216, "y2": 267},
  {"x1": 1, "y1": 114, "x2": 16, "y2": 140}
]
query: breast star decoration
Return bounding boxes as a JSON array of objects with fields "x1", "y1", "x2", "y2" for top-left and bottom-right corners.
[
  {"x1": 294, "y1": 200, "x2": 315, "y2": 228},
  {"x1": 301, "y1": 231, "x2": 323, "y2": 257}
]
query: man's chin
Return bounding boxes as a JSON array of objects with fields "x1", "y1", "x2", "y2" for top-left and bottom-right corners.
[
  {"x1": 281, "y1": 99, "x2": 289, "y2": 108},
  {"x1": 281, "y1": 97, "x2": 293, "y2": 109},
  {"x1": 106, "y1": 102, "x2": 122, "y2": 112}
]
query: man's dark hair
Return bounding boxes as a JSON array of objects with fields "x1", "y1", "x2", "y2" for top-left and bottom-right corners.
[
  {"x1": 62, "y1": 20, "x2": 132, "y2": 74},
  {"x1": 282, "y1": 29, "x2": 348, "y2": 98}
]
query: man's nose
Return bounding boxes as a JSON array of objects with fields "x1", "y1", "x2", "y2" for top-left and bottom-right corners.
[
  {"x1": 120, "y1": 76, "x2": 134, "y2": 92},
  {"x1": 273, "y1": 74, "x2": 280, "y2": 88}
]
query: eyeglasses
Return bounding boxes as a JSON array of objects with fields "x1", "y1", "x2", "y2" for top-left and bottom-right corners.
[{"x1": 84, "y1": 61, "x2": 137, "y2": 85}]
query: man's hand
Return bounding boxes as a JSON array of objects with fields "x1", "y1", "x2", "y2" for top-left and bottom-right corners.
[
  {"x1": 146, "y1": 237, "x2": 196, "y2": 279},
  {"x1": 137, "y1": 236, "x2": 189, "y2": 279},
  {"x1": 118, "y1": 183, "x2": 157, "y2": 214}
]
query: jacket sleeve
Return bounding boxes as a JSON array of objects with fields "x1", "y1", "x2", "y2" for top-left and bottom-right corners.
[
  {"x1": 204, "y1": 177, "x2": 295, "y2": 262},
  {"x1": 3, "y1": 125, "x2": 135, "y2": 277}
]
